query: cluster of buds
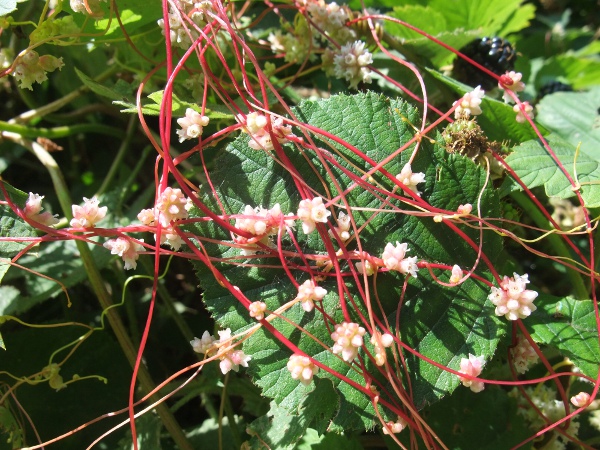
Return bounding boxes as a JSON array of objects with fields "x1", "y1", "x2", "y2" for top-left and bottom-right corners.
[
  {"x1": 396, "y1": 163, "x2": 426, "y2": 196},
  {"x1": 382, "y1": 417, "x2": 408, "y2": 435},
  {"x1": 370, "y1": 331, "x2": 394, "y2": 366},
  {"x1": 70, "y1": 196, "x2": 107, "y2": 228},
  {"x1": 329, "y1": 211, "x2": 352, "y2": 242},
  {"x1": 157, "y1": 0, "x2": 214, "y2": 49},
  {"x1": 511, "y1": 335, "x2": 539, "y2": 374},
  {"x1": 24, "y1": 193, "x2": 59, "y2": 226},
  {"x1": 331, "y1": 41, "x2": 373, "y2": 89},
  {"x1": 248, "y1": 301, "x2": 267, "y2": 321},
  {"x1": 295, "y1": 279, "x2": 327, "y2": 312},
  {"x1": 103, "y1": 238, "x2": 145, "y2": 270},
  {"x1": 190, "y1": 328, "x2": 251, "y2": 375},
  {"x1": 237, "y1": 112, "x2": 294, "y2": 151},
  {"x1": 488, "y1": 273, "x2": 538, "y2": 321},
  {"x1": 453, "y1": 86, "x2": 485, "y2": 118},
  {"x1": 12, "y1": 50, "x2": 64, "y2": 90},
  {"x1": 381, "y1": 242, "x2": 419, "y2": 278},
  {"x1": 233, "y1": 203, "x2": 295, "y2": 254},
  {"x1": 331, "y1": 322, "x2": 366, "y2": 362},
  {"x1": 498, "y1": 71, "x2": 525, "y2": 103},
  {"x1": 287, "y1": 354, "x2": 319, "y2": 386},
  {"x1": 177, "y1": 108, "x2": 210, "y2": 142},
  {"x1": 457, "y1": 354, "x2": 485, "y2": 393},
  {"x1": 297, "y1": 197, "x2": 331, "y2": 234}
]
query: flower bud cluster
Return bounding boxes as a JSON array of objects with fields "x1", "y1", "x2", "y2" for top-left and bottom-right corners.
[
  {"x1": 329, "y1": 211, "x2": 351, "y2": 241},
  {"x1": 191, "y1": 328, "x2": 251, "y2": 375},
  {"x1": 513, "y1": 101, "x2": 534, "y2": 123},
  {"x1": 381, "y1": 242, "x2": 419, "y2": 278},
  {"x1": 248, "y1": 301, "x2": 267, "y2": 321},
  {"x1": 233, "y1": 203, "x2": 295, "y2": 254},
  {"x1": 157, "y1": 1, "x2": 214, "y2": 49},
  {"x1": 370, "y1": 331, "x2": 394, "y2": 366},
  {"x1": 24, "y1": 193, "x2": 59, "y2": 226},
  {"x1": 237, "y1": 112, "x2": 294, "y2": 151},
  {"x1": 331, "y1": 322, "x2": 366, "y2": 362},
  {"x1": 332, "y1": 41, "x2": 373, "y2": 89},
  {"x1": 499, "y1": 71, "x2": 525, "y2": 103},
  {"x1": 287, "y1": 354, "x2": 319, "y2": 385},
  {"x1": 511, "y1": 335, "x2": 539, "y2": 374},
  {"x1": 382, "y1": 417, "x2": 408, "y2": 434},
  {"x1": 306, "y1": 0, "x2": 355, "y2": 44},
  {"x1": 103, "y1": 238, "x2": 145, "y2": 270},
  {"x1": 453, "y1": 86, "x2": 485, "y2": 118},
  {"x1": 396, "y1": 163, "x2": 426, "y2": 196},
  {"x1": 457, "y1": 353, "x2": 485, "y2": 393},
  {"x1": 70, "y1": 196, "x2": 107, "y2": 228},
  {"x1": 177, "y1": 108, "x2": 209, "y2": 143},
  {"x1": 488, "y1": 273, "x2": 538, "y2": 321},
  {"x1": 295, "y1": 279, "x2": 327, "y2": 312},
  {"x1": 12, "y1": 50, "x2": 64, "y2": 90}
]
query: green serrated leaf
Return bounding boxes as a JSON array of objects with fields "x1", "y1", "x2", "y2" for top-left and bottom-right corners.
[
  {"x1": 0, "y1": 183, "x2": 39, "y2": 259},
  {"x1": 536, "y1": 88, "x2": 600, "y2": 160},
  {"x1": 500, "y1": 134, "x2": 600, "y2": 208},
  {"x1": 191, "y1": 92, "x2": 505, "y2": 434},
  {"x1": 526, "y1": 295, "x2": 600, "y2": 379}
]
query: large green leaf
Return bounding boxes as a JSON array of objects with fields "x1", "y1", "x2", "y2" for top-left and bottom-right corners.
[
  {"x1": 526, "y1": 295, "x2": 600, "y2": 379},
  {"x1": 190, "y1": 93, "x2": 505, "y2": 438},
  {"x1": 500, "y1": 134, "x2": 600, "y2": 208}
]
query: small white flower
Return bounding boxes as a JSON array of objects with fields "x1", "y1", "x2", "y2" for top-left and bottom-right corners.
[
  {"x1": 103, "y1": 237, "x2": 145, "y2": 270},
  {"x1": 449, "y1": 264, "x2": 463, "y2": 284},
  {"x1": 457, "y1": 204, "x2": 472, "y2": 215},
  {"x1": 190, "y1": 330, "x2": 216, "y2": 354},
  {"x1": 453, "y1": 86, "x2": 485, "y2": 118},
  {"x1": 570, "y1": 392, "x2": 591, "y2": 408},
  {"x1": 331, "y1": 322, "x2": 366, "y2": 362},
  {"x1": 70, "y1": 196, "x2": 107, "y2": 228},
  {"x1": 287, "y1": 354, "x2": 319, "y2": 385},
  {"x1": 396, "y1": 163, "x2": 426, "y2": 196},
  {"x1": 513, "y1": 101, "x2": 534, "y2": 123},
  {"x1": 177, "y1": 108, "x2": 209, "y2": 143},
  {"x1": 297, "y1": 197, "x2": 331, "y2": 234},
  {"x1": 383, "y1": 417, "x2": 408, "y2": 434},
  {"x1": 488, "y1": 273, "x2": 538, "y2": 321},
  {"x1": 329, "y1": 211, "x2": 352, "y2": 241},
  {"x1": 370, "y1": 331, "x2": 394, "y2": 366},
  {"x1": 238, "y1": 113, "x2": 294, "y2": 151},
  {"x1": 511, "y1": 335, "x2": 539, "y2": 374},
  {"x1": 214, "y1": 328, "x2": 251, "y2": 375},
  {"x1": 155, "y1": 187, "x2": 189, "y2": 227}
]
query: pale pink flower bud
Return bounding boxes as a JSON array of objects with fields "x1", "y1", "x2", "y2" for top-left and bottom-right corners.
[
  {"x1": 371, "y1": 331, "x2": 394, "y2": 366},
  {"x1": 214, "y1": 328, "x2": 251, "y2": 374},
  {"x1": 287, "y1": 354, "x2": 319, "y2": 385},
  {"x1": 137, "y1": 208, "x2": 156, "y2": 226},
  {"x1": 513, "y1": 102, "x2": 534, "y2": 123},
  {"x1": 103, "y1": 237, "x2": 144, "y2": 270},
  {"x1": 571, "y1": 392, "x2": 591, "y2": 408},
  {"x1": 511, "y1": 335, "x2": 539, "y2": 374},
  {"x1": 499, "y1": 71, "x2": 525, "y2": 103},
  {"x1": 155, "y1": 187, "x2": 189, "y2": 227},
  {"x1": 458, "y1": 353, "x2": 485, "y2": 393},
  {"x1": 356, "y1": 259, "x2": 376, "y2": 276},
  {"x1": 24, "y1": 192, "x2": 59, "y2": 226},
  {"x1": 488, "y1": 273, "x2": 538, "y2": 321},
  {"x1": 449, "y1": 264, "x2": 463, "y2": 284},
  {"x1": 70, "y1": 196, "x2": 107, "y2": 228},
  {"x1": 396, "y1": 163, "x2": 426, "y2": 196},
  {"x1": 330, "y1": 211, "x2": 351, "y2": 241},
  {"x1": 457, "y1": 204, "x2": 472, "y2": 215},
  {"x1": 383, "y1": 417, "x2": 408, "y2": 434},
  {"x1": 297, "y1": 197, "x2": 331, "y2": 234},
  {"x1": 190, "y1": 330, "x2": 216, "y2": 354},
  {"x1": 249, "y1": 301, "x2": 267, "y2": 320},
  {"x1": 331, "y1": 322, "x2": 366, "y2": 362}
]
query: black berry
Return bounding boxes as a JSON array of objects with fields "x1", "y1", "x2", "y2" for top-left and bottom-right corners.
[
  {"x1": 453, "y1": 37, "x2": 517, "y2": 90},
  {"x1": 538, "y1": 81, "x2": 573, "y2": 99}
]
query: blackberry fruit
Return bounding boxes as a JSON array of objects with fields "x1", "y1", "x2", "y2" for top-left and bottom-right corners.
[
  {"x1": 538, "y1": 81, "x2": 573, "y2": 99},
  {"x1": 453, "y1": 37, "x2": 517, "y2": 90}
]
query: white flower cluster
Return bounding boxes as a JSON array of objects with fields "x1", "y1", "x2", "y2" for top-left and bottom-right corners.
[
  {"x1": 103, "y1": 238, "x2": 145, "y2": 270},
  {"x1": 382, "y1": 417, "x2": 408, "y2": 435},
  {"x1": 177, "y1": 108, "x2": 209, "y2": 143},
  {"x1": 248, "y1": 301, "x2": 267, "y2": 321},
  {"x1": 488, "y1": 273, "x2": 538, "y2": 321},
  {"x1": 12, "y1": 50, "x2": 64, "y2": 90},
  {"x1": 137, "y1": 187, "x2": 193, "y2": 250},
  {"x1": 287, "y1": 354, "x2": 319, "y2": 386},
  {"x1": 457, "y1": 353, "x2": 485, "y2": 393},
  {"x1": 381, "y1": 242, "x2": 419, "y2": 278},
  {"x1": 511, "y1": 335, "x2": 539, "y2": 374},
  {"x1": 295, "y1": 279, "x2": 327, "y2": 312},
  {"x1": 370, "y1": 331, "x2": 394, "y2": 366},
  {"x1": 513, "y1": 385, "x2": 581, "y2": 446},
  {"x1": 24, "y1": 193, "x2": 59, "y2": 226},
  {"x1": 499, "y1": 71, "x2": 525, "y2": 103},
  {"x1": 297, "y1": 197, "x2": 331, "y2": 234},
  {"x1": 453, "y1": 86, "x2": 485, "y2": 118},
  {"x1": 331, "y1": 322, "x2": 366, "y2": 362},
  {"x1": 306, "y1": 0, "x2": 355, "y2": 44},
  {"x1": 237, "y1": 112, "x2": 294, "y2": 151},
  {"x1": 332, "y1": 41, "x2": 373, "y2": 89},
  {"x1": 396, "y1": 163, "x2": 426, "y2": 196},
  {"x1": 329, "y1": 211, "x2": 351, "y2": 241},
  {"x1": 70, "y1": 196, "x2": 107, "y2": 228},
  {"x1": 267, "y1": 23, "x2": 317, "y2": 64},
  {"x1": 157, "y1": 0, "x2": 213, "y2": 49},
  {"x1": 190, "y1": 328, "x2": 251, "y2": 375}
]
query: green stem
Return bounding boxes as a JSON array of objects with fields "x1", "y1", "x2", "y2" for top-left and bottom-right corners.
[
  {"x1": 7, "y1": 133, "x2": 193, "y2": 450},
  {"x1": 511, "y1": 191, "x2": 589, "y2": 299},
  {"x1": 0, "y1": 120, "x2": 125, "y2": 139}
]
